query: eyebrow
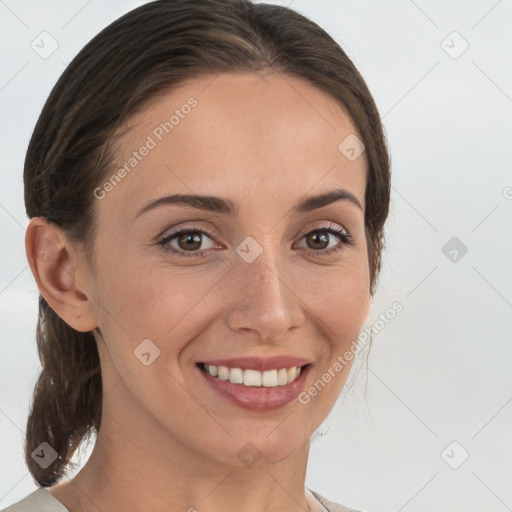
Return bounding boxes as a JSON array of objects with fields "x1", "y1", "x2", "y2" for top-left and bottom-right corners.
[{"x1": 134, "y1": 188, "x2": 363, "y2": 220}]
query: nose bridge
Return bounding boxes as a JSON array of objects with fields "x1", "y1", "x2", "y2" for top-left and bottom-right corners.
[
  {"x1": 225, "y1": 236, "x2": 302, "y2": 339},
  {"x1": 240, "y1": 239, "x2": 288, "y2": 307},
  {"x1": 246, "y1": 245, "x2": 284, "y2": 297}
]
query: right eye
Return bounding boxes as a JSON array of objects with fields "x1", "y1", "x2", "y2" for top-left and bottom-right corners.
[{"x1": 157, "y1": 226, "x2": 219, "y2": 258}]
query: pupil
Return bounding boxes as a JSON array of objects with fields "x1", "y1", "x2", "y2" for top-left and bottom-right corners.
[
  {"x1": 309, "y1": 232, "x2": 328, "y2": 249},
  {"x1": 180, "y1": 232, "x2": 201, "y2": 250}
]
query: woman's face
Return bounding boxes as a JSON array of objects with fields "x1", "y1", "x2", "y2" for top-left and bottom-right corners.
[{"x1": 82, "y1": 71, "x2": 371, "y2": 468}]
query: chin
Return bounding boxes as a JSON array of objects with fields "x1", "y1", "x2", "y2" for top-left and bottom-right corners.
[{"x1": 220, "y1": 419, "x2": 312, "y2": 469}]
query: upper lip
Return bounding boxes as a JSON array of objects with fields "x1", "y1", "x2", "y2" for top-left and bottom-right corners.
[{"x1": 199, "y1": 356, "x2": 310, "y2": 371}]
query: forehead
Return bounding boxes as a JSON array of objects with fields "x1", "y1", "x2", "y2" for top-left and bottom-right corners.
[{"x1": 101, "y1": 72, "x2": 366, "y2": 216}]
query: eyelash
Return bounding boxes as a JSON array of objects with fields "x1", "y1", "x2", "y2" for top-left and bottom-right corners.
[{"x1": 156, "y1": 223, "x2": 353, "y2": 259}]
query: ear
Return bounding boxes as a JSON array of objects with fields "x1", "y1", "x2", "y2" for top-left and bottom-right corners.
[{"x1": 25, "y1": 217, "x2": 98, "y2": 332}]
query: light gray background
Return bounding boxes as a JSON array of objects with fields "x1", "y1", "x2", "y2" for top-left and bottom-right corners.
[{"x1": 1, "y1": 1, "x2": 511, "y2": 511}]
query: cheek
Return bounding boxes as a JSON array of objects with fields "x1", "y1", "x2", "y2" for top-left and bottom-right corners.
[
  {"x1": 290, "y1": 265, "x2": 370, "y2": 431},
  {"x1": 300, "y1": 258, "x2": 370, "y2": 406},
  {"x1": 95, "y1": 260, "x2": 224, "y2": 358},
  {"x1": 307, "y1": 256, "x2": 370, "y2": 337}
]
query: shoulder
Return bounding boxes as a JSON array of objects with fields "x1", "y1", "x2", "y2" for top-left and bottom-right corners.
[
  {"x1": 310, "y1": 489, "x2": 365, "y2": 512},
  {"x1": 1, "y1": 488, "x2": 69, "y2": 512}
]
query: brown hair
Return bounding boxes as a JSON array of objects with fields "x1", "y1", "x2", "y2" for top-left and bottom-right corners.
[{"x1": 23, "y1": 0, "x2": 390, "y2": 487}]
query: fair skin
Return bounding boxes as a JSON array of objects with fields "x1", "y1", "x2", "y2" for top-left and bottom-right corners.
[{"x1": 26, "y1": 71, "x2": 371, "y2": 512}]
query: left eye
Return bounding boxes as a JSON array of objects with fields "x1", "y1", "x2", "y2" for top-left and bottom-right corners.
[
  {"x1": 295, "y1": 227, "x2": 351, "y2": 253},
  {"x1": 157, "y1": 224, "x2": 353, "y2": 258}
]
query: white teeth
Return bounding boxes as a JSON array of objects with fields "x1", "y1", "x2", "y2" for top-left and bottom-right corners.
[
  {"x1": 218, "y1": 366, "x2": 229, "y2": 380},
  {"x1": 287, "y1": 366, "x2": 297, "y2": 383},
  {"x1": 229, "y1": 368, "x2": 244, "y2": 384},
  {"x1": 203, "y1": 364, "x2": 303, "y2": 387},
  {"x1": 244, "y1": 369, "x2": 261, "y2": 386},
  {"x1": 262, "y1": 369, "x2": 278, "y2": 387}
]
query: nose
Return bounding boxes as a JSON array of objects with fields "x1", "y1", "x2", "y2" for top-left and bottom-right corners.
[{"x1": 224, "y1": 246, "x2": 305, "y2": 343}]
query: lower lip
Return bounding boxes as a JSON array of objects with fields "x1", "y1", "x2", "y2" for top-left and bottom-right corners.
[{"x1": 197, "y1": 364, "x2": 310, "y2": 411}]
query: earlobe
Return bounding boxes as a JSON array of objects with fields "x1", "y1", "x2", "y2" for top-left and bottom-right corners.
[{"x1": 25, "y1": 217, "x2": 98, "y2": 332}]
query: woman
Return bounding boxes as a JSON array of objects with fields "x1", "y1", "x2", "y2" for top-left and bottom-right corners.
[{"x1": 3, "y1": 0, "x2": 390, "y2": 510}]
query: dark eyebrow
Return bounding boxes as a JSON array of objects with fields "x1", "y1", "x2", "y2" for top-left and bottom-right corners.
[
  {"x1": 294, "y1": 189, "x2": 363, "y2": 213},
  {"x1": 134, "y1": 188, "x2": 363, "y2": 220}
]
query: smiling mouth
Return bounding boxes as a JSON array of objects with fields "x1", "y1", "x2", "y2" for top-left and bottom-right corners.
[{"x1": 198, "y1": 362, "x2": 309, "y2": 388}]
